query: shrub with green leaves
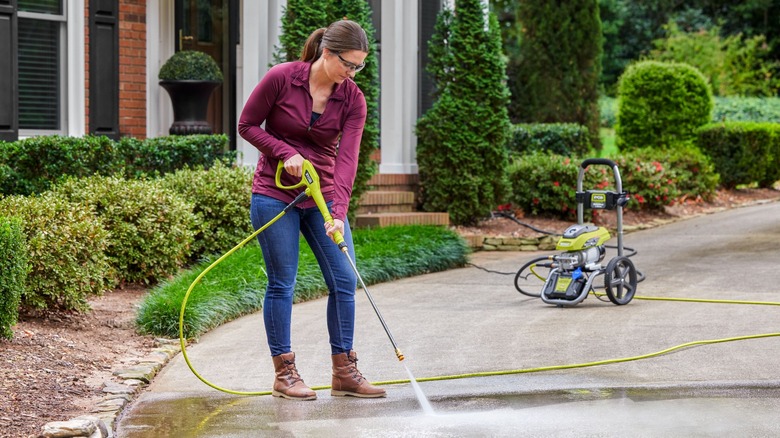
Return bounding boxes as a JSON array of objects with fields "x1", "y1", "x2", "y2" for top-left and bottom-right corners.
[
  {"x1": 0, "y1": 216, "x2": 27, "y2": 339},
  {"x1": 0, "y1": 135, "x2": 118, "y2": 196},
  {"x1": 712, "y1": 97, "x2": 780, "y2": 123},
  {"x1": 0, "y1": 194, "x2": 114, "y2": 311},
  {"x1": 416, "y1": 0, "x2": 512, "y2": 226},
  {"x1": 616, "y1": 61, "x2": 713, "y2": 151},
  {"x1": 160, "y1": 162, "x2": 253, "y2": 260},
  {"x1": 508, "y1": 153, "x2": 602, "y2": 219},
  {"x1": 158, "y1": 50, "x2": 223, "y2": 82},
  {"x1": 52, "y1": 176, "x2": 196, "y2": 284},
  {"x1": 512, "y1": 0, "x2": 603, "y2": 149},
  {"x1": 618, "y1": 145, "x2": 719, "y2": 202},
  {"x1": 507, "y1": 124, "x2": 594, "y2": 157},
  {"x1": 117, "y1": 134, "x2": 234, "y2": 179},
  {"x1": 649, "y1": 22, "x2": 780, "y2": 97},
  {"x1": 696, "y1": 122, "x2": 780, "y2": 188}
]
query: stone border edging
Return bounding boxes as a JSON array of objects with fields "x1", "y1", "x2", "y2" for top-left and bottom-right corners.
[{"x1": 38, "y1": 339, "x2": 181, "y2": 438}]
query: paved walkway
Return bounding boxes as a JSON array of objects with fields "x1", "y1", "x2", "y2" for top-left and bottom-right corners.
[{"x1": 117, "y1": 201, "x2": 780, "y2": 437}]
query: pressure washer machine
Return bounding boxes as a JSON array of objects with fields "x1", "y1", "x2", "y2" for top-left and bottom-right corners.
[{"x1": 514, "y1": 158, "x2": 639, "y2": 306}]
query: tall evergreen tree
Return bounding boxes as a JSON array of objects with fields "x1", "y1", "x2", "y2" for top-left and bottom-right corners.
[
  {"x1": 272, "y1": 0, "x2": 379, "y2": 221},
  {"x1": 272, "y1": 0, "x2": 329, "y2": 64},
  {"x1": 513, "y1": 0, "x2": 603, "y2": 149},
  {"x1": 415, "y1": 0, "x2": 512, "y2": 226}
]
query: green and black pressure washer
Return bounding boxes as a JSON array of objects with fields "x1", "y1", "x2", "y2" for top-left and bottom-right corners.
[{"x1": 514, "y1": 158, "x2": 639, "y2": 306}]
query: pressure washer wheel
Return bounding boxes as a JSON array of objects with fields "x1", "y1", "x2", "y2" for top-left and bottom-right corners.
[
  {"x1": 604, "y1": 255, "x2": 638, "y2": 305},
  {"x1": 514, "y1": 256, "x2": 552, "y2": 298}
]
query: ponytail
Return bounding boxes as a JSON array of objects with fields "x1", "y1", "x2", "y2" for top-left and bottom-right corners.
[{"x1": 300, "y1": 28, "x2": 326, "y2": 62}]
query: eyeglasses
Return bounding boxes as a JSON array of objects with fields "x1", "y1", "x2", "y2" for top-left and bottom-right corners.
[{"x1": 336, "y1": 52, "x2": 366, "y2": 73}]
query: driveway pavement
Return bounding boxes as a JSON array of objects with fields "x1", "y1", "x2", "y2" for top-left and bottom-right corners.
[{"x1": 116, "y1": 201, "x2": 780, "y2": 437}]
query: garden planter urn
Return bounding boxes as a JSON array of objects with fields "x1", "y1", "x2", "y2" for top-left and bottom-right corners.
[{"x1": 160, "y1": 80, "x2": 220, "y2": 135}]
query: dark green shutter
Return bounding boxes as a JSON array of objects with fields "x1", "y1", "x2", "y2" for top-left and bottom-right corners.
[
  {"x1": 0, "y1": 0, "x2": 18, "y2": 141},
  {"x1": 418, "y1": 0, "x2": 440, "y2": 118},
  {"x1": 89, "y1": 0, "x2": 119, "y2": 139}
]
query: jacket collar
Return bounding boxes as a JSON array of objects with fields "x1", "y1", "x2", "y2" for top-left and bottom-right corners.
[{"x1": 291, "y1": 61, "x2": 347, "y2": 101}]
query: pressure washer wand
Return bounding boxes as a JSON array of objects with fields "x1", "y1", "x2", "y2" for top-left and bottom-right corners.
[
  {"x1": 339, "y1": 244, "x2": 405, "y2": 361},
  {"x1": 275, "y1": 160, "x2": 405, "y2": 362}
]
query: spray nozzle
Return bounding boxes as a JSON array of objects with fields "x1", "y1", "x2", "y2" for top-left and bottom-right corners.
[{"x1": 276, "y1": 160, "x2": 345, "y2": 246}]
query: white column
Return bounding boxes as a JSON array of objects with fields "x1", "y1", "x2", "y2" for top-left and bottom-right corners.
[
  {"x1": 146, "y1": 1, "x2": 174, "y2": 138},
  {"x1": 379, "y1": 0, "x2": 418, "y2": 175},
  {"x1": 67, "y1": 0, "x2": 85, "y2": 137},
  {"x1": 236, "y1": 0, "x2": 284, "y2": 167}
]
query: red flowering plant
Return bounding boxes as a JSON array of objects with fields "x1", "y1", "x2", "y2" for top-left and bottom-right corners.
[
  {"x1": 613, "y1": 155, "x2": 681, "y2": 211},
  {"x1": 507, "y1": 152, "x2": 606, "y2": 220}
]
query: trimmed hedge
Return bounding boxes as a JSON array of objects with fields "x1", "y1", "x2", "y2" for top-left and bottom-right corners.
[
  {"x1": 617, "y1": 61, "x2": 713, "y2": 150},
  {"x1": 52, "y1": 176, "x2": 196, "y2": 284},
  {"x1": 507, "y1": 123, "x2": 594, "y2": 157},
  {"x1": 117, "y1": 134, "x2": 235, "y2": 179},
  {"x1": 0, "y1": 217, "x2": 27, "y2": 339},
  {"x1": 0, "y1": 134, "x2": 235, "y2": 196},
  {"x1": 159, "y1": 162, "x2": 254, "y2": 260},
  {"x1": 696, "y1": 122, "x2": 780, "y2": 188},
  {"x1": 0, "y1": 194, "x2": 114, "y2": 311},
  {"x1": 0, "y1": 135, "x2": 117, "y2": 196}
]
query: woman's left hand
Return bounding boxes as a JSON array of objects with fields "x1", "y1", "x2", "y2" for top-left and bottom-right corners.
[{"x1": 325, "y1": 219, "x2": 345, "y2": 243}]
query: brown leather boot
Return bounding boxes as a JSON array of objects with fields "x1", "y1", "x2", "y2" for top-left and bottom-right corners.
[
  {"x1": 331, "y1": 351, "x2": 386, "y2": 398},
  {"x1": 272, "y1": 352, "x2": 316, "y2": 400}
]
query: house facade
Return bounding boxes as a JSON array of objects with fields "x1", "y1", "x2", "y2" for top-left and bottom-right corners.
[{"x1": 0, "y1": 0, "x2": 452, "y2": 175}]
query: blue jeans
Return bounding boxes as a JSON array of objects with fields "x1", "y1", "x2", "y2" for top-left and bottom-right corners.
[{"x1": 250, "y1": 194, "x2": 357, "y2": 356}]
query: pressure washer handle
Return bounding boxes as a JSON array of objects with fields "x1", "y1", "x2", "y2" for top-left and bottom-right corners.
[{"x1": 275, "y1": 160, "x2": 346, "y2": 247}]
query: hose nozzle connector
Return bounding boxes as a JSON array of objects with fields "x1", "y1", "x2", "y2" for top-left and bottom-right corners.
[{"x1": 395, "y1": 348, "x2": 405, "y2": 361}]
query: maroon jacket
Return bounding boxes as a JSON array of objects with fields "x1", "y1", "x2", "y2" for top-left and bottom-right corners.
[{"x1": 238, "y1": 61, "x2": 367, "y2": 221}]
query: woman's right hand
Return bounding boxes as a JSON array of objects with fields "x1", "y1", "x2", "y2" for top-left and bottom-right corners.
[{"x1": 283, "y1": 154, "x2": 305, "y2": 178}]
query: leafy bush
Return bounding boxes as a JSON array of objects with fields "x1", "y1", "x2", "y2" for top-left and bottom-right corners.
[
  {"x1": 512, "y1": 0, "x2": 603, "y2": 148},
  {"x1": 508, "y1": 147, "x2": 719, "y2": 218},
  {"x1": 117, "y1": 134, "x2": 235, "y2": 179},
  {"x1": 0, "y1": 194, "x2": 114, "y2": 311},
  {"x1": 52, "y1": 176, "x2": 196, "y2": 284},
  {"x1": 507, "y1": 123, "x2": 594, "y2": 157},
  {"x1": 696, "y1": 122, "x2": 780, "y2": 188},
  {"x1": 508, "y1": 153, "x2": 603, "y2": 219},
  {"x1": 616, "y1": 61, "x2": 713, "y2": 151},
  {"x1": 160, "y1": 162, "x2": 253, "y2": 260},
  {"x1": 0, "y1": 217, "x2": 27, "y2": 339},
  {"x1": 158, "y1": 50, "x2": 223, "y2": 82},
  {"x1": 416, "y1": 0, "x2": 512, "y2": 226},
  {"x1": 0, "y1": 135, "x2": 233, "y2": 196},
  {"x1": 712, "y1": 97, "x2": 780, "y2": 123},
  {"x1": 0, "y1": 135, "x2": 117, "y2": 196},
  {"x1": 649, "y1": 22, "x2": 780, "y2": 97}
]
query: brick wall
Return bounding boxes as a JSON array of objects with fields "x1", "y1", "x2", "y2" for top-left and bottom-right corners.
[{"x1": 118, "y1": 0, "x2": 147, "y2": 138}]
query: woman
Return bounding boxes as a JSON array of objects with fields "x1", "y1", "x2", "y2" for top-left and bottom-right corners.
[{"x1": 238, "y1": 20, "x2": 385, "y2": 400}]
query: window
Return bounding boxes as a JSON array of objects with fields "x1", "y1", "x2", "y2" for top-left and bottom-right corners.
[{"x1": 18, "y1": 0, "x2": 66, "y2": 133}]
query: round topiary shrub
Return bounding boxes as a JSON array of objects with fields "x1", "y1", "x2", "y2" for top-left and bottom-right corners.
[
  {"x1": 0, "y1": 194, "x2": 114, "y2": 311},
  {"x1": 616, "y1": 61, "x2": 713, "y2": 151},
  {"x1": 52, "y1": 176, "x2": 196, "y2": 284},
  {"x1": 158, "y1": 50, "x2": 223, "y2": 82}
]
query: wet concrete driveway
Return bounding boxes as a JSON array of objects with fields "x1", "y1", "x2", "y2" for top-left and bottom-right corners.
[{"x1": 116, "y1": 201, "x2": 780, "y2": 437}]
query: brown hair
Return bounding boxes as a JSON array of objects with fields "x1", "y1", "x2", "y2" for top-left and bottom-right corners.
[{"x1": 300, "y1": 19, "x2": 369, "y2": 62}]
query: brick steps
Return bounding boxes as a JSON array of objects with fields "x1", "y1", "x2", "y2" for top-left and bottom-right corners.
[{"x1": 355, "y1": 172, "x2": 449, "y2": 228}]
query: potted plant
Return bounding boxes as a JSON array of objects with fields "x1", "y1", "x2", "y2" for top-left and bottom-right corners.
[{"x1": 159, "y1": 50, "x2": 223, "y2": 135}]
